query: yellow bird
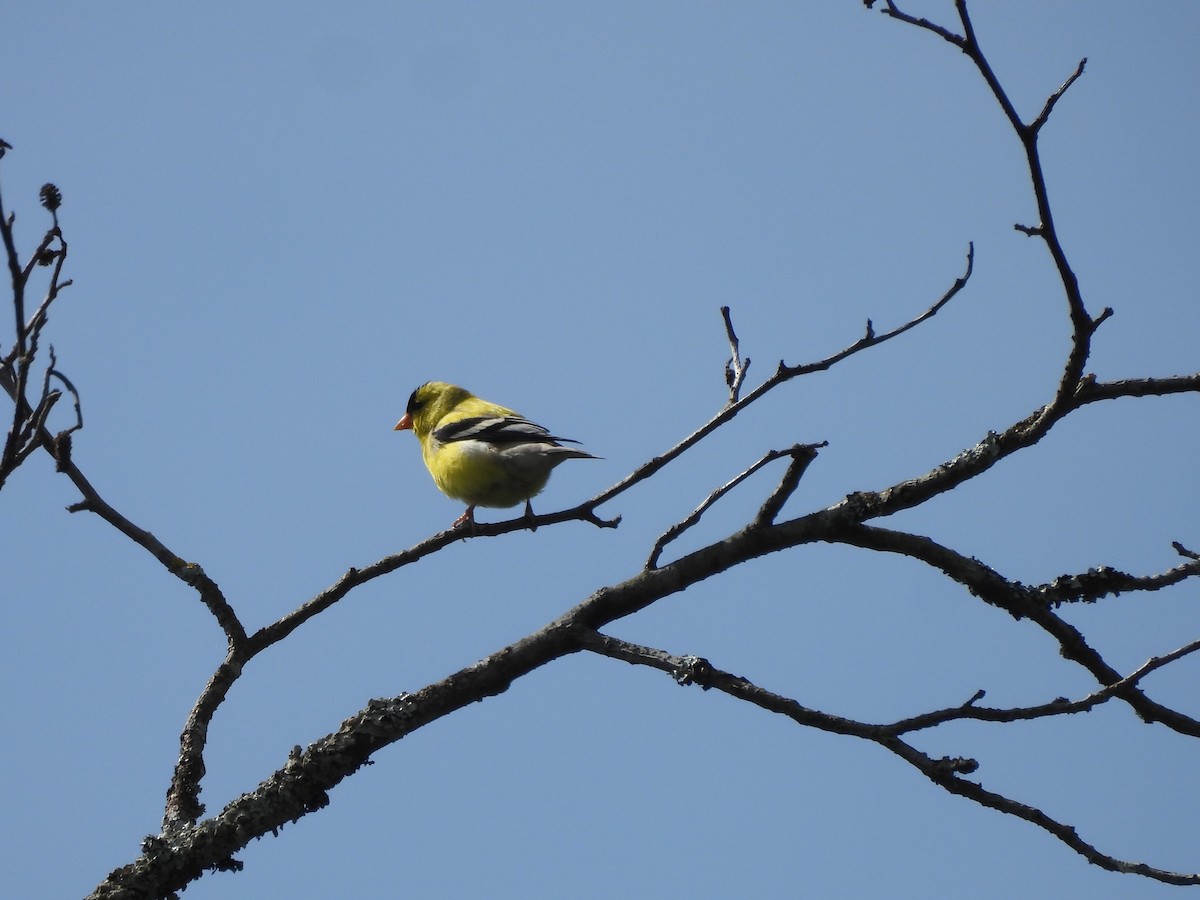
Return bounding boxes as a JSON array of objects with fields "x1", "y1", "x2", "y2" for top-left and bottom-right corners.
[{"x1": 394, "y1": 381, "x2": 598, "y2": 528}]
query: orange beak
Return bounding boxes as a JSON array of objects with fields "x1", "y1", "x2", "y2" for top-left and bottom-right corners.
[{"x1": 394, "y1": 413, "x2": 413, "y2": 432}]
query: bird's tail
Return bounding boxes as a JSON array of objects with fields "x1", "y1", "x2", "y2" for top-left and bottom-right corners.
[{"x1": 547, "y1": 446, "x2": 601, "y2": 462}]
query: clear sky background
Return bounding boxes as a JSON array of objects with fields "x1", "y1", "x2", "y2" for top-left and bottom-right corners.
[{"x1": 3, "y1": 2, "x2": 1198, "y2": 898}]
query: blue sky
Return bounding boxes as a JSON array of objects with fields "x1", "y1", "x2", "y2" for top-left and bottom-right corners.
[{"x1": 3, "y1": 2, "x2": 1198, "y2": 897}]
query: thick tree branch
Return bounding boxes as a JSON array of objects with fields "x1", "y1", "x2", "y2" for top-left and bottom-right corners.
[
  {"x1": 164, "y1": 653, "x2": 244, "y2": 828},
  {"x1": 1029, "y1": 558, "x2": 1200, "y2": 607},
  {"x1": 93, "y1": 621, "x2": 585, "y2": 899}
]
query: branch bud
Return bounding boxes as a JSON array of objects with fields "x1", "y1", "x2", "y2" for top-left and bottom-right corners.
[{"x1": 39, "y1": 183, "x2": 62, "y2": 212}]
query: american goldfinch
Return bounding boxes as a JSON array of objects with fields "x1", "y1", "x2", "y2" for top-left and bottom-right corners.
[{"x1": 394, "y1": 381, "x2": 597, "y2": 528}]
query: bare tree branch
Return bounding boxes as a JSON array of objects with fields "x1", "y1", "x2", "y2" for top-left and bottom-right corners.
[
  {"x1": 880, "y1": 1, "x2": 1097, "y2": 431},
  {"x1": 889, "y1": 635, "x2": 1200, "y2": 734},
  {"x1": 721, "y1": 305, "x2": 750, "y2": 403},
  {"x1": 583, "y1": 628, "x2": 1200, "y2": 884},
  {"x1": 0, "y1": 175, "x2": 77, "y2": 491},
  {"x1": 60, "y1": 461, "x2": 246, "y2": 646},
  {"x1": 1077, "y1": 373, "x2": 1200, "y2": 405},
  {"x1": 1174, "y1": 542, "x2": 1199, "y2": 561},
  {"x1": 1029, "y1": 558, "x2": 1200, "y2": 607},
  {"x1": 752, "y1": 443, "x2": 821, "y2": 528},
  {"x1": 645, "y1": 443, "x2": 823, "y2": 570},
  {"x1": 871, "y1": 1, "x2": 967, "y2": 50},
  {"x1": 834, "y1": 523, "x2": 1200, "y2": 736},
  {"x1": 1031, "y1": 57, "x2": 1088, "y2": 133},
  {"x1": 584, "y1": 243, "x2": 973, "y2": 516},
  {"x1": 0, "y1": 3, "x2": 1187, "y2": 895}
]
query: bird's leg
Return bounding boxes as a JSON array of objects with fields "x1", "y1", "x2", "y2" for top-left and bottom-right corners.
[
  {"x1": 524, "y1": 499, "x2": 538, "y2": 532},
  {"x1": 452, "y1": 506, "x2": 477, "y2": 530}
]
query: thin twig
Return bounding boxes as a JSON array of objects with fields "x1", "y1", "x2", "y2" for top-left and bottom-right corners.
[
  {"x1": 752, "y1": 443, "x2": 822, "y2": 528},
  {"x1": 645, "y1": 443, "x2": 823, "y2": 570},
  {"x1": 60, "y1": 461, "x2": 247, "y2": 648},
  {"x1": 721, "y1": 306, "x2": 750, "y2": 403},
  {"x1": 835, "y1": 522, "x2": 1200, "y2": 736},
  {"x1": 1031, "y1": 57, "x2": 1087, "y2": 134},
  {"x1": 875, "y1": 1, "x2": 966, "y2": 49},
  {"x1": 580, "y1": 626, "x2": 1200, "y2": 885},
  {"x1": 582, "y1": 243, "x2": 973, "y2": 517},
  {"x1": 888, "y1": 635, "x2": 1200, "y2": 734}
]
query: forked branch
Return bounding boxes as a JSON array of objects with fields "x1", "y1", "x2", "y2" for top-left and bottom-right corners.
[
  {"x1": 580, "y1": 628, "x2": 1200, "y2": 885},
  {"x1": 18, "y1": 3, "x2": 1193, "y2": 895}
]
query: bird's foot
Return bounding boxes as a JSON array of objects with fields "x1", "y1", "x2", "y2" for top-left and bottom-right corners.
[{"x1": 452, "y1": 506, "x2": 478, "y2": 532}]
